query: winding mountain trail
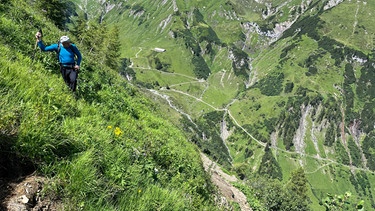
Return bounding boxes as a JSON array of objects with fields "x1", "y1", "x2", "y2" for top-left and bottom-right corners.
[
  {"x1": 155, "y1": 83, "x2": 375, "y2": 173},
  {"x1": 143, "y1": 68, "x2": 374, "y2": 175},
  {"x1": 131, "y1": 46, "x2": 374, "y2": 181}
]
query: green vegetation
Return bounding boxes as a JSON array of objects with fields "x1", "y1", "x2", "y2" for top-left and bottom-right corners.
[
  {"x1": 247, "y1": 168, "x2": 310, "y2": 211},
  {"x1": 323, "y1": 191, "x2": 364, "y2": 211},
  {"x1": 258, "y1": 144, "x2": 283, "y2": 180},
  {"x1": 254, "y1": 72, "x2": 284, "y2": 96},
  {"x1": 0, "y1": 0, "x2": 218, "y2": 209},
  {"x1": 105, "y1": 0, "x2": 375, "y2": 209},
  {"x1": 182, "y1": 111, "x2": 232, "y2": 168},
  {"x1": 363, "y1": 131, "x2": 375, "y2": 171},
  {"x1": 4, "y1": 0, "x2": 375, "y2": 209}
]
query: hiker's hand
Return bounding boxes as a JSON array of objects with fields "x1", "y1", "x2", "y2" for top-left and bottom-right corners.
[
  {"x1": 35, "y1": 32, "x2": 42, "y2": 40},
  {"x1": 74, "y1": 65, "x2": 80, "y2": 72}
]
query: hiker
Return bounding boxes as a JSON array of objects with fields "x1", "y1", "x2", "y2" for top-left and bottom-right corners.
[{"x1": 35, "y1": 31, "x2": 82, "y2": 92}]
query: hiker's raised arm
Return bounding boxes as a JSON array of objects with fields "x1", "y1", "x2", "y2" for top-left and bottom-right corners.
[
  {"x1": 36, "y1": 40, "x2": 58, "y2": 52},
  {"x1": 35, "y1": 31, "x2": 58, "y2": 52}
]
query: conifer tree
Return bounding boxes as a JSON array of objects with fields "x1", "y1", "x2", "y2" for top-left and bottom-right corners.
[
  {"x1": 80, "y1": 21, "x2": 106, "y2": 60},
  {"x1": 36, "y1": 0, "x2": 68, "y2": 29},
  {"x1": 258, "y1": 143, "x2": 283, "y2": 180},
  {"x1": 104, "y1": 26, "x2": 121, "y2": 69},
  {"x1": 69, "y1": 12, "x2": 88, "y2": 44},
  {"x1": 283, "y1": 168, "x2": 310, "y2": 211}
]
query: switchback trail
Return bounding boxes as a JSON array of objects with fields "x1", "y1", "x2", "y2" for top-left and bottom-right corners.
[
  {"x1": 149, "y1": 79, "x2": 374, "y2": 174},
  {"x1": 133, "y1": 51, "x2": 374, "y2": 176}
]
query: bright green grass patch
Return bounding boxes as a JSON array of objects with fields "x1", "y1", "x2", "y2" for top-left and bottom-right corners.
[
  {"x1": 159, "y1": 90, "x2": 217, "y2": 118},
  {"x1": 304, "y1": 156, "x2": 323, "y2": 175},
  {"x1": 143, "y1": 90, "x2": 184, "y2": 126},
  {"x1": 306, "y1": 166, "x2": 359, "y2": 207},
  {"x1": 125, "y1": 44, "x2": 197, "y2": 80},
  {"x1": 276, "y1": 138, "x2": 287, "y2": 151},
  {"x1": 230, "y1": 141, "x2": 264, "y2": 170},
  {"x1": 207, "y1": 48, "x2": 233, "y2": 73},
  {"x1": 201, "y1": 71, "x2": 241, "y2": 108},
  {"x1": 133, "y1": 68, "x2": 197, "y2": 87},
  {"x1": 248, "y1": 145, "x2": 266, "y2": 169},
  {"x1": 231, "y1": 0, "x2": 263, "y2": 21},
  {"x1": 169, "y1": 81, "x2": 208, "y2": 98},
  {"x1": 272, "y1": 35, "x2": 342, "y2": 96},
  {"x1": 275, "y1": 150, "x2": 299, "y2": 181},
  {"x1": 130, "y1": 57, "x2": 151, "y2": 69},
  {"x1": 320, "y1": 0, "x2": 375, "y2": 53},
  {"x1": 229, "y1": 134, "x2": 252, "y2": 163},
  {"x1": 252, "y1": 38, "x2": 295, "y2": 75},
  {"x1": 308, "y1": 57, "x2": 343, "y2": 93},
  {"x1": 305, "y1": 134, "x2": 318, "y2": 157},
  {"x1": 315, "y1": 129, "x2": 328, "y2": 159},
  {"x1": 211, "y1": 21, "x2": 243, "y2": 44},
  {"x1": 228, "y1": 92, "x2": 284, "y2": 127}
]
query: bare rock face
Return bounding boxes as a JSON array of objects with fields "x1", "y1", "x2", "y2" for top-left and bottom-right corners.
[
  {"x1": 201, "y1": 153, "x2": 252, "y2": 211},
  {"x1": 324, "y1": 0, "x2": 344, "y2": 10}
]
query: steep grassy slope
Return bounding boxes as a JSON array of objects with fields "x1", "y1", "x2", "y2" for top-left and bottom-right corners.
[
  {"x1": 72, "y1": 0, "x2": 375, "y2": 209},
  {"x1": 0, "y1": 0, "x2": 219, "y2": 210}
]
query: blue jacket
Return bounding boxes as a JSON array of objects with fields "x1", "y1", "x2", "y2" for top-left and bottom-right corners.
[{"x1": 37, "y1": 41, "x2": 82, "y2": 66}]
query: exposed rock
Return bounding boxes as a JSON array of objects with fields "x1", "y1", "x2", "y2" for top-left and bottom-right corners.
[
  {"x1": 324, "y1": 0, "x2": 344, "y2": 10},
  {"x1": 3, "y1": 175, "x2": 62, "y2": 211},
  {"x1": 158, "y1": 14, "x2": 173, "y2": 32},
  {"x1": 293, "y1": 104, "x2": 312, "y2": 165},
  {"x1": 201, "y1": 153, "x2": 252, "y2": 211},
  {"x1": 220, "y1": 120, "x2": 233, "y2": 142},
  {"x1": 172, "y1": 0, "x2": 178, "y2": 12}
]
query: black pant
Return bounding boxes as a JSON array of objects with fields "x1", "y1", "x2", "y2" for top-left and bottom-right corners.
[{"x1": 60, "y1": 65, "x2": 78, "y2": 92}]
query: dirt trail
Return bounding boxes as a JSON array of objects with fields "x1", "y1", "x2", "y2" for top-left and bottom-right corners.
[{"x1": 201, "y1": 153, "x2": 252, "y2": 211}]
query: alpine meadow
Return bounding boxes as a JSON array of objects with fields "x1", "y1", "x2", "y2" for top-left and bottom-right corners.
[{"x1": 1, "y1": 0, "x2": 375, "y2": 210}]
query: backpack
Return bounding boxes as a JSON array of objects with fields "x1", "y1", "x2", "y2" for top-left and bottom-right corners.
[{"x1": 56, "y1": 41, "x2": 76, "y2": 63}]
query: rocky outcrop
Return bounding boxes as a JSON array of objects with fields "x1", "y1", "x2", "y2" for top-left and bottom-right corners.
[
  {"x1": 293, "y1": 104, "x2": 312, "y2": 165},
  {"x1": 324, "y1": 0, "x2": 344, "y2": 10},
  {"x1": 3, "y1": 176, "x2": 62, "y2": 211}
]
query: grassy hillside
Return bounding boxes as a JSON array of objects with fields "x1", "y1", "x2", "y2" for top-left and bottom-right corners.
[
  {"x1": 74, "y1": 0, "x2": 375, "y2": 210},
  {"x1": 13, "y1": 0, "x2": 375, "y2": 209},
  {"x1": 0, "y1": 0, "x2": 220, "y2": 210}
]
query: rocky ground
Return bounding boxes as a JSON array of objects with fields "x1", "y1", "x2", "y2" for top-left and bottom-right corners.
[
  {"x1": 201, "y1": 153, "x2": 251, "y2": 211},
  {"x1": 1, "y1": 175, "x2": 61, "y2": 211}
]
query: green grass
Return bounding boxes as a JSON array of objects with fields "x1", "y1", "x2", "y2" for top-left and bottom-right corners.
[
  {"x1": 69, "y1": 0, "x2": 375, "y2": 209},
  {"x1": 202, "y1": 72, "x2": 241, "y2": 108},
  {"x1": 276, "y1": 152, "x2": 299, "y2": 180},
  {"x1": 0, "y1": 44, "x2": 217, "y2": 209},
  {"x1": 0, "y1": 1, "x2": 220, "y2": 210},
  {"x1": 170, "y1": 82, "x2": 207, "y2": 96},
  {"x1": 320, "y1": 0, "x2": 375, "y2": 54}
]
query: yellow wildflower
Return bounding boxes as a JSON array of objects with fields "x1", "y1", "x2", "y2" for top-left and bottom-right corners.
[
  {"x1": 114, "y1": 127, "x2": 123, "y2": 136},
  {"x1": 107, "y1": 125, "x2": 112, "y2": 129}
]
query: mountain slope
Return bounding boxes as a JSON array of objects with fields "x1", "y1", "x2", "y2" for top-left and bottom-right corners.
[
  {"x1": 0, "y1": 0, "x2": 221, "y2": 210},
  {"x1": 76, "y1": 0, "x2": 375, "y2": 209},
  {"x1": 32, "y1": 0, "x2": 375, "y2": 209}
]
